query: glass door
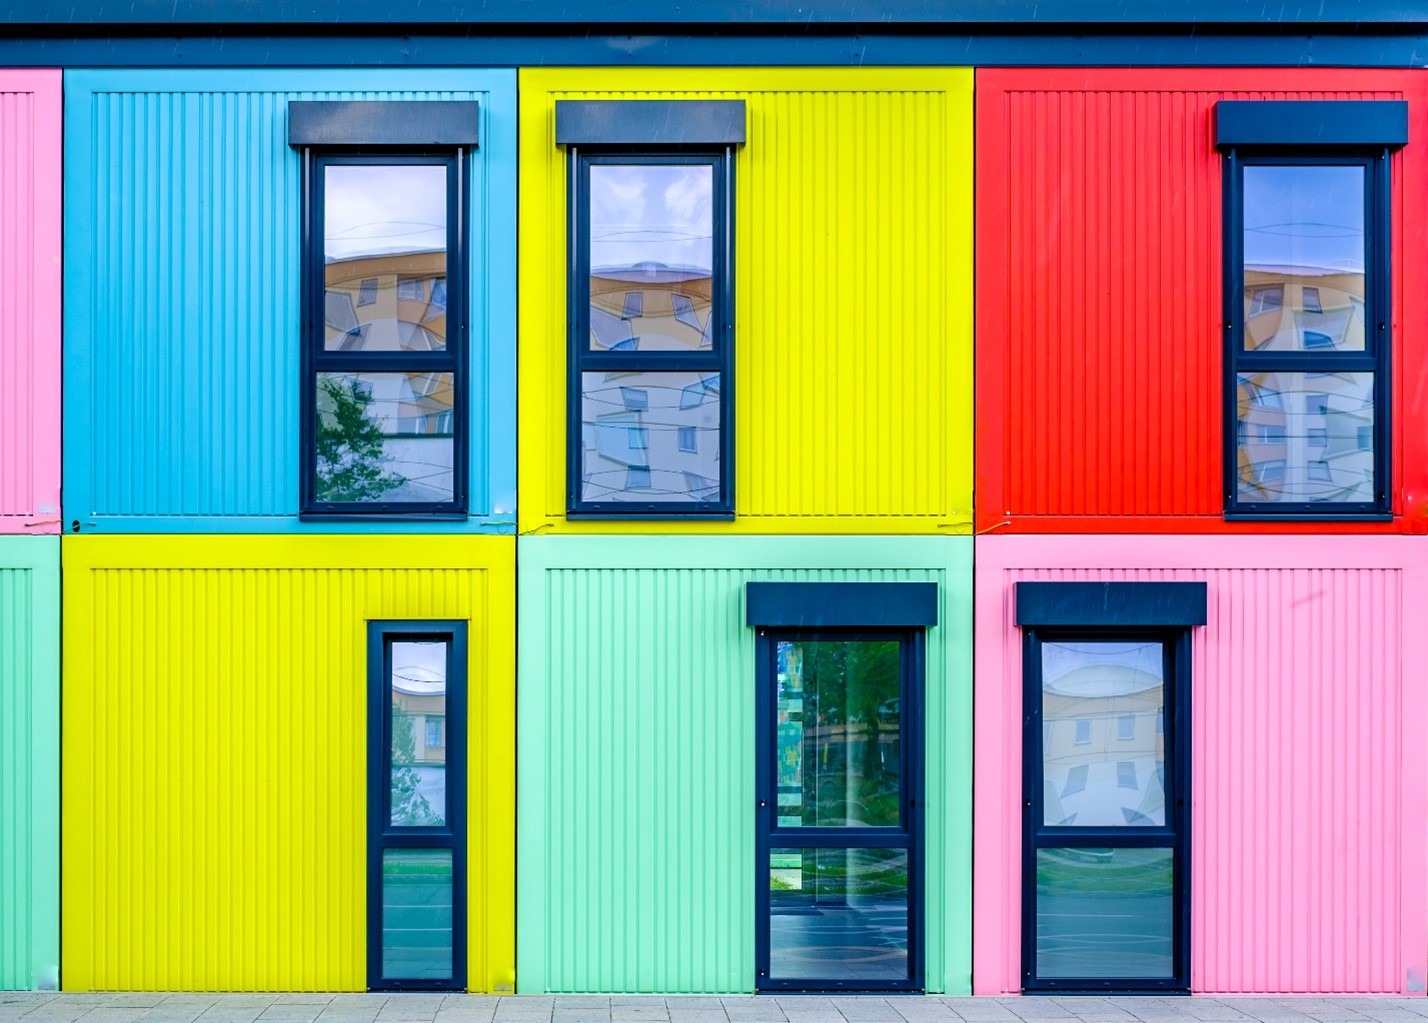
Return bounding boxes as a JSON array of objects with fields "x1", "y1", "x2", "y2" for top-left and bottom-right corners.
[
  {"x1": 755, "y1": 631, "x2": 923, "y2": 991},
  {"x1": 1022, "y1": 633, "x2": 1189, "y2": 992},
  {"x1": 368, "y1": 622, "x2": 467, "y2": 991}
]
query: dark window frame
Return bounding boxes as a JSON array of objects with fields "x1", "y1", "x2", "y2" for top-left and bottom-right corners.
[
  {"x1": 753, "y1": 625, "x2": 926, "y2": 993},
  {"x1": 367, "y1": 620, "x2": 468, "y2": 992},
  {"x1": 567, "y1": 148, "x2": 735, "y2": 518},
  {"x1": 1020, "y1": 625, "x2": 1192, "y2": 994},
  {"x1": 301, "y1": 150, "x2": 470, "y2": 519},
  {"x1": 1222, "y1": 148, "x2": 1392, "y2": 520}
]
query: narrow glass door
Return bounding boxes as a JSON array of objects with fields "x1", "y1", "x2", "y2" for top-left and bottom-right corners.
[
  {"x1": 368, "y1": 622, "x2": 467, "y2": 991},
  {"x1": 756, "y1": 632, "x2": 923, "y2": 991},
  {"x1": 1022, "y1": 634, "x2": 1188, "y2": 992}
]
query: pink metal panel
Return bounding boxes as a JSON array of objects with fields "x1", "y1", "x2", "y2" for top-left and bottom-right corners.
[
  {"x1": 973, "y1": 535, "x2": 1428, "y2": 994},
  {"x1": 0, "y1": 71, "x2": 61, "y2": 534}
]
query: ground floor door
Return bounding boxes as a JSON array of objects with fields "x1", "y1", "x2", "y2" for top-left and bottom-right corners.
[
  {"x1": 755, "y1": 630, "x2": 924, "y2": 991},
  {"x1": 1021, "y1": 632, "x2": 1189, "y2": 992},
  {"x1": 368, "y1": 621, "x2": 468, "y2": 991}
]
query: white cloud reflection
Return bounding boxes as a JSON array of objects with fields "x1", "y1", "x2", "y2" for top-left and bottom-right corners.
[
  {"x1": 590, "y1": 164, "x2": 713, "y2": 273},
  {"x1": 1243, "y1": 164, "x2": 1365, "y2": 274},
  {"x1": 1041, "y1": 640, "x2": 1163, "y2": 697},
  {"x1": 324, "y1": 164, "x2": 447, "y2": 261},
  {"x1": 391, "y1": 640, "x2": 447, "y2": 696}
]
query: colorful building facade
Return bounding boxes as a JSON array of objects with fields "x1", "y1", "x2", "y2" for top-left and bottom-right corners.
[{"x1": 0, "y1": 0, "x2": 1426, "y2": 998}]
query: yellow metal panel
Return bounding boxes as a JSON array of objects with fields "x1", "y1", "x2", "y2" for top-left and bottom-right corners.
[
  {"x1": 61, "y1": 535, "x2": 515, "y2": 993},
  {"x1": 518, "y1": 68, "x2": 974, "y2": 535}
]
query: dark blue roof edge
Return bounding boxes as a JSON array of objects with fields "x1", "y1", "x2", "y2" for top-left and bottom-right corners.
[
  {"x1": 746, "y1": 582, "x2": 939, "y2": 629},
  {"x1": 8, "y1": 0, "x2": 1428, "y2": 26},
  {"x1": 1016, "y1": 582, "x2": 1208, "y2": 628}
]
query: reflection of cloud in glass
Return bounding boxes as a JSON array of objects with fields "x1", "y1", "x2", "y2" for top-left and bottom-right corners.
[
  {"x1": 1243, "y1": 165, "x2": 1364, "y2": 274},
  {"x1": 590, "y1": 164, "x2": 712, "y2": 273},
  {"x1": 325, "y1": 164, "x2": 447, "y2": 261},
  {"x1": 391, "y1": 641, "x2": 447, "y2": 695},
  {"x1": 1042, "y1": 641, "x2": 1162, "y2": 697}
]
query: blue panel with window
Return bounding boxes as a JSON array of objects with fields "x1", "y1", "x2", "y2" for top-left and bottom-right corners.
[{"x1": 63, "y1": 69, "x2": 517, "y2": 532}]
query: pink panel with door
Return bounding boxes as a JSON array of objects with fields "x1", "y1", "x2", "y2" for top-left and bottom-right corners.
[{"x1": 973, "y1": 535, "x2": 1428, "y2": 994}]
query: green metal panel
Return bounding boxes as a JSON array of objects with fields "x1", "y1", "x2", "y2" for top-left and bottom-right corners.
[
  {"x1": 0, "y1": 536, "x2": 59, "y2": 990},
  {"x1": 516, "y1": 535, "x2": 972, "y2": 994}
]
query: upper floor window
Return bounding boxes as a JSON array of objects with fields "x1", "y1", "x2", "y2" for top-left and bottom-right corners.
[
  {"x1": 289, "y1": 101, "x2": 478, "y2": 516},
  {"x1": 1218, "y1": 99, "x2": 1406, "y2": 519},
  {"x1": 557, "y1": 100, "x2": 745, "y2": 517}
]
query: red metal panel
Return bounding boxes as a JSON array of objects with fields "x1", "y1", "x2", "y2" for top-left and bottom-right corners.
[{"x1": 975, "y1": 68, "x2": 1428, "y2": 534}]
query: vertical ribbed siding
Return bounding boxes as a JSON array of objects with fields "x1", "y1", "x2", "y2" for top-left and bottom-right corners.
[
  {"x1": 62, "y1": 536, "x2": 516, "y2": 992},
  {"x1": 516, "y1": 536, "x2": 973, "y2": 994},
  {"x1": 517, "y1": 70, "x2": 974, "y2": 534},
  {"x1": 0, "y1": 538, "x2": 60, "y2": 991},
  {"x1": 971, "y1": 536, "x2": 1420, "y2": 994},
  {"x1": 975, "y1": 70, "x2": 1423, "y2": 532},
  {"x1": 65, "y1": 71, "x2": 517, "y2": 529},
  {"x1": 0, "y1": 76, "x2": 61, "y2": 531}
]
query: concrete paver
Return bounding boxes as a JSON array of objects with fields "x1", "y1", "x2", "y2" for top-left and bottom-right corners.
[{"x1": 9, "y1": 997, "x2": 1428, "y2": 1023}]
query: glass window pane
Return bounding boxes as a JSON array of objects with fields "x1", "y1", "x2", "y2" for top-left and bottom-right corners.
[
  {"x1": 316, "y1": 371, "x2": 455, "y2": 505},
  {"x1": 776, "y1": 640, "x2": 902, "y2": 828},
  {"x1": 325, "y1": 164, "x2": 448, "y2": 352},
  {"x1": 589, "y1": 164, "x2": 714, "y2": 352},
  {"x1": 769, "y1": 847, "x2": 909, "y2": 982},
  {"x1": 1242, "y1": 165, "x2": 1365, "y2": 352},
  {"x1": 1235, "y1": 371, "x2": 1374, "y2": 504},
  {"x1": 580, "y1": 371, "x2": 720, "y2": 504},
  {"x1": 1036, "y1": 847, "x2": 1174, "y2": 979},
  {"x1": 1042, "y1": 641, "x2": 1164, "y2": 828},
  {"x1": 390, "y1": 641, "x2": 447, "y2": 828},
  {"x1": 382, "y1": 848, "x2": 453, "y2": 980}
]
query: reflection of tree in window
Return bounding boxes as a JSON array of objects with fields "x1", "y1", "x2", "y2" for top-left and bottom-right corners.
[{"x1": 315, "y1": 377, "x2": 407, "y2": 503}]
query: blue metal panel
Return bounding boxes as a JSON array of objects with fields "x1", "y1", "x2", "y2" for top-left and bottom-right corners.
[
  {"x1": 63, "y1": 69, "x2": 517, "y2": 533},
  {"x1": 1015, "y1": 582, "x2": 1209, "y2": 627},
  {"x1": 1216, "y1": 99, "x2": 1410, "y2": 147}
]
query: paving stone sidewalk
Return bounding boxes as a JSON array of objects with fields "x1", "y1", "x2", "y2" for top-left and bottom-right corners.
[{"x1": 7, "y1": 994, "x2": 1428, "y2": 1023}]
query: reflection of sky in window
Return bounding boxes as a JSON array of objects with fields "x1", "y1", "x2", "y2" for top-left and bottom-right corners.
[
  {"x1": 1243, "y1": 165, "x2": 1364, "y2": 274},
  {"x1": 325, "y1": 164, "x2": 447, "y2": 261},
  {"x1": 590, "y1": 164, "x2": 712, "y2": 273},
  {"x1": 391, "y1": 641, "x2": 447, "y2": 695},
  {"x1": 1042, "y1": 641, "x2": 1163, "y2": 697}
]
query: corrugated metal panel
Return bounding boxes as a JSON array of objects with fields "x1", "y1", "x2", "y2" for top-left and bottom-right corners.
[
  {"x1": 972, "y1": 535, "x2": 1427, "y2": 995},
  {"x1": 61, "y1": 535, "x2": 515, "y2": 992},
  {"x1": 517, "y1": 69, "x2": 974, "y2": 535},
  {"x1": 975, "y1": 69, "x2": 1428, "y2": 534},
  {"x1": 0, "y1": 73, "x2": 62, "y2": 533},
  {"x1": 0, "y1": 538, "x2": 60, "y2": 990},
  {"x1": 516, "y1": 535, "x2": 973, "y2": 993},
  {"x1": 62, "y1": 69, "x2": 518, "y2": 533}
]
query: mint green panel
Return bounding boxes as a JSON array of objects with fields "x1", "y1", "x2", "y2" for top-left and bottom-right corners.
[
  {"x1": 516, "y1": 535, "x2": 972, "y2": 994},
  {"x1": 0, "y1": 537, "x2": 59, "y2": 990}
]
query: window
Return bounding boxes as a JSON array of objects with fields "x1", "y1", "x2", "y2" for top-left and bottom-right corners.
[
  {"x1": 1017, "y1": 580, "x2": 1203, "y2": 992},
  {"x1": 289, "y1": 100, "x2": 479, "y2": 517},
  {"x1": 1219, "y1": 99, "x2": 1404, "y2": 517},
  {"x1": 367, "y1": 621, "x2": 468, "y2": 990},
  {"x1": 558, "y1": 99, "x2": 745, "y2": 516},
  {"x1": 1073, "y1": 719, "x2": 1091, "y2": 745}
]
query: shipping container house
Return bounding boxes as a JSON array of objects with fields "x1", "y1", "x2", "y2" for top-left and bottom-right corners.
[
  {"x1": 975, "y1": 69, "x2": 1428, "y2": 534},
  {"x1": 0, "y1": 537, "x2": 60, "y2": 991},
  {"x1": 62, "y1": 70, "x2": 518, "y2": 534},
  {"x1": 61, "y1": 536, "x2": 516, "y2": 992},
  {"x1": 973, "y1": 535, "x2": 1428, "y2": 994},
  {"x1": 516, "y1": 535, "x2": 973, "y2": 994},
  {"x1": 0, "y1": 70, "x2": 62, "y2": 534}
]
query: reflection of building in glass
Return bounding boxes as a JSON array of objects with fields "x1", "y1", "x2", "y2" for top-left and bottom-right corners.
[
  {"x1": 325, "y1": 250, "x2": 447, "y2": 353},
  {"x1": 1043, "y1": 656, "x2": 1164, "y2": 828},
  {"x1": 393, "y1": 687, "x2": 446, "y2": 767},
  {"x1": 1244, "y1": 266, "x2": 1364, "y2": 352},
  {"x1": 589, "y1": 263, "x2": 713, "y2": 352},
  {"x1": 580, "y1": 369, "x2": 721, "y2": 502}
]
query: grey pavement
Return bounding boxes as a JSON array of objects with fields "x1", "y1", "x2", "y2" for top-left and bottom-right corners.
[{"x1": 8, "y1": 995, "x2": 1428, "y2": 1023}]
